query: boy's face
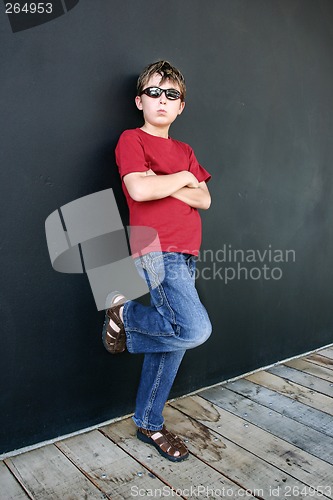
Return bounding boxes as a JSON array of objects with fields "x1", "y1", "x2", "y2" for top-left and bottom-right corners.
[{"x1": 135, "y1": 73, "x2": 185, "y2": 131}]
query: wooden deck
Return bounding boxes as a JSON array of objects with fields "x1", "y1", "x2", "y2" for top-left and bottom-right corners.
[{"x1": 1, "y1": 346, "x2": 333, "y2": 499}]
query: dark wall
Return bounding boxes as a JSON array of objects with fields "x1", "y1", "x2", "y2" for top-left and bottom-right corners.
[{"x1": 1, "y1": 0, "x2": 333, "y2": 454}]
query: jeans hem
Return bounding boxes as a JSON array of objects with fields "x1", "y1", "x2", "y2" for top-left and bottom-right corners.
[{"x1": 132, "y1": 415, "x2": 164, "y2": 431}]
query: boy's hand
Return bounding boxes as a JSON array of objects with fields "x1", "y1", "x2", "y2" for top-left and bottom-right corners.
[
  {"x1": 185, "y1": 171, "x2": 199, "y2": 189},
  {"x1": 171, "y1": 181, "x2": 211, "y2": 210}
]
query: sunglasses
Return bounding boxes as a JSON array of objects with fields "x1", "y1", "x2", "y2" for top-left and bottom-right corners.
[{"x1": 140, "y1": 86, "x2": 182, "y2": 101}]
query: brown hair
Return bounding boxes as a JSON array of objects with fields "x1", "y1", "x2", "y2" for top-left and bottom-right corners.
[{"x1": 137, "y1": 60, "x2": 186, "y2": 101}]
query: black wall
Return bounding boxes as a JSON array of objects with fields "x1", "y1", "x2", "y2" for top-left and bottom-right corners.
[{"x1": 1, "y1": 0, "x2": 333, "y2": 455}]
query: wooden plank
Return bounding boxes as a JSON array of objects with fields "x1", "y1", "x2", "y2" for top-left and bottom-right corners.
[
  {"x1": 4, "y1": 444, "x2": 108, "y2": 500},
  {"x1": 199, "y1": 385, "x2": 333, "y2": 465},
  {"x1": 268, "y1": 365, "x2": 333, "y2": 397},
  {"x1": 0, "y1": 461, "x2": 31, "y2": 499},
  {"x1": 306, "y1": 353, "x2": 333, "y2": 371},
  {"x1": 101, "y1": 416, "x2": 255, "y2": 498},
  {"x1": 246, "y1": 370, "x2": 333, "y2": 415},
  {"x1": 56, "y1": 429, "x2": 173, "y2": 499},
  {"x1": 171, "y1": 394, "x2": 333, "y2": 498},
  {"x1": 286, "y1": 358, "x2": 333, "y2": 383},
  {"x1": 318, "y1": 347, "x2": 333, "y2": 360},
  {"x1": 225, "y1": 377, "x2": 333, "y2": 438},
  {"x1": 162, "y1": 404, "x2": 323, "y2": 500}
]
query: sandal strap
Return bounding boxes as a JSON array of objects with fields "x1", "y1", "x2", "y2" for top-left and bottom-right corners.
[
  {"x1": 105, "y1": 304, "x2": 123, "y2": 330},
  {"x1": 102, "y1": 302, "x2": 126, "y2": 353},
  {"x1": 140, "y1": 426, "x2": 188, "y2": 458}
]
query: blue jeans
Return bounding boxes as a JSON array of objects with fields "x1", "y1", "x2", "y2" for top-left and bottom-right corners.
[{"x1": 122, "y1": 252, "x2": 212, "y2": 431}]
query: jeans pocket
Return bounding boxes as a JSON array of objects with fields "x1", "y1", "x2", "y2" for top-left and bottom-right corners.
[
  {"x1": 134, "y1": 257, "x2": 145, "y2": 280},
  {"x1": 187, "y1": 255, "x2": 197, "y2": 280},
  {"x1": 139, "y1": 253, "x2": 165, "y2": 307}
]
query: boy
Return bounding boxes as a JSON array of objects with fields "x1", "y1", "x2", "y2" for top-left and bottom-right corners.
[{"x1": 102, "y1": 61, "x2": 212, "y2": 462}]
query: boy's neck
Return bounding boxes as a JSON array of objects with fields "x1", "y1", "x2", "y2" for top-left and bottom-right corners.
[{"x1": 140, "y1": 123, "x2": 170, "y2": 139}]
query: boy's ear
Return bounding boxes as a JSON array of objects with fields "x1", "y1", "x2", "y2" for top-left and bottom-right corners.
[
  {"x1": 178, "y1": 101, "x2": 186, "y2": 115},
  {"x1": 135, "y1": 96, "x2": 143, "y2": 110}
]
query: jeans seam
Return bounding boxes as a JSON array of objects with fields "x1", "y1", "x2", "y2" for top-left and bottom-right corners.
[
  {"x1": 142, "y1": 352, "x2": 166, "y2": 428},
  {"x1": 156, "y1": 281, "x2": 176, "y2": 325},
  {"x1": 128, "y1": 328, "x2": 174, "y2": 336}
]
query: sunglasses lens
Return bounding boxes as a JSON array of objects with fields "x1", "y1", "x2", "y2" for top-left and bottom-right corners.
[
  {"x1": 144, "y1": 87, "x2": 161, "y2": 98},
  {"x1": 165, "y1": 89, "x2": 181, "y2": 100}
]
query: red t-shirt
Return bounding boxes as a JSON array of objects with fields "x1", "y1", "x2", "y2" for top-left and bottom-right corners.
[{"x1": 115, "y1": 128, "x2": 211, "y2": 257}]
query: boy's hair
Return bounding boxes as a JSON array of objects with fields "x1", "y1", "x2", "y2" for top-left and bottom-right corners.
[{"x1": 137, "y1": 60, "x2": 186, "y2": 101}]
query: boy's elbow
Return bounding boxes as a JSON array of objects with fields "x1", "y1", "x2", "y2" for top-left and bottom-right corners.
[
  {"x1": 201, "y1": 194, "x2": 211, "y2": 210},
  {"x1": 129, "y1": 188, "x2": 143, "y2": 202},
  {"x1": 124, "y1": 174, "x2": 151, "y2": 202},
  {"x1": 129, "y1": 185, "x2": 150, "y2": 202},
  {"x1": 125, "y1": 179, "x2": 146, "y2": 202}
]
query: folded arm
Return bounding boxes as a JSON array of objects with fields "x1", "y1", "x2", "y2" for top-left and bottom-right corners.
[
  {"x1": 170, "y1": 181, "x2": 211, "y2": 210},
  {"x1": 123, "y1": 169, "x2": 199, "y2": 202},
  {"x1": 143, "y1": 168, "x2": 211, "y2": 209},
  {"x1": 123, "y1": 169, "x2": 211, "y2": 210}
]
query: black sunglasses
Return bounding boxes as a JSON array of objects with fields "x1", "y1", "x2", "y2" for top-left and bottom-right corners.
[{"x1": 140, "y1": 86, "x2": 182, "y2": 101}]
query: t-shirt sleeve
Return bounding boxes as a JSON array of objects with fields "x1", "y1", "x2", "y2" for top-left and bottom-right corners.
[
  {"x1": 115, "y1": 130, "x2": 150, "y2": 179},
  {"x1": 187, "y1": 146, "x2": 212, "y2": 183}
]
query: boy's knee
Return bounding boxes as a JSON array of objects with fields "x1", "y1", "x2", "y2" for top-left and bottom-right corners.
[
  {"x1": 197, "y1": 317, "x2": 212, "y2": 345},
  {"x1": 186, "y1": 315, "x2": 212, "y2": 349}
]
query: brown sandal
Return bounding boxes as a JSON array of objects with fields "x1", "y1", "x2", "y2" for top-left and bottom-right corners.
[
  {"x1": 102, "y1": 299, "x2": 126, "y2": 354},
  {"x1": 137, "y1": 426, "x2": 189, "y2": 462}
]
